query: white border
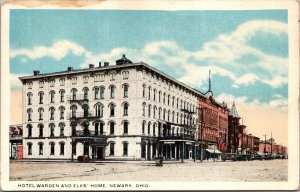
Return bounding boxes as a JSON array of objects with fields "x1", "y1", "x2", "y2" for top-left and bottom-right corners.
[{"x1": 1, "y1": 0, "x2": 299, "y2": 191}]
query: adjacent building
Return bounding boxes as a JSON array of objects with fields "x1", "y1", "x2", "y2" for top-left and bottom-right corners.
[
  {"x1": 9, "y1": 124, "x2": 23, "y2": 159},
  {"x1": 19, "y1": 55, "x2": 200, "y2": 160}
]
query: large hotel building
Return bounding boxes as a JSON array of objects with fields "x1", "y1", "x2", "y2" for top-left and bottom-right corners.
[{"x1": 19, "y1": 55, "x2": 211, "y2": 160}]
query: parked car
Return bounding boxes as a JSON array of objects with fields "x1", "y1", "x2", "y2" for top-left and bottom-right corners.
[
  {"x1": 221, "y1": 153, "x2": 236, "y2": 161},
  {"x1": 251, "y1": 154, "x2": 263, "y2": 160},
  {"x1": 236, "y1": 154, "x2": 250, "y2": 161}
]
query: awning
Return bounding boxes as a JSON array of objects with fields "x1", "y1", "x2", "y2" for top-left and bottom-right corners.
[{"x1": 205, "y1": 149, "x2": 222, "y2": 154}]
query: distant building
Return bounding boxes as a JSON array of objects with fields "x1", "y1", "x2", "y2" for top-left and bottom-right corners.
[
  {"x1": 9, "y1": 124, "x2": 23, "y2": 159},
  {"x1": 258, "y1": 138, "x2": 287, "y2": 155},
  {"x1": 19, "y1": 55, "x2": 201, "y2": 161},
  {"x1": 198, "y1": 71, "x2": 229, "y2": 160}
]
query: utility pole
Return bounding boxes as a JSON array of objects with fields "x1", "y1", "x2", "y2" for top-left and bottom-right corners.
[
  {"x1": 271, "y1": 132, "x2": 273, "y2": 155},
  {"x1": 263, "y1": 134, "x2": 267, "y2": 154}
]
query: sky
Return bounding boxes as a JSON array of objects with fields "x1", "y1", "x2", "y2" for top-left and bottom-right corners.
[{"x1": 9, "y1": 9, "x2": 288, "y2": 145}]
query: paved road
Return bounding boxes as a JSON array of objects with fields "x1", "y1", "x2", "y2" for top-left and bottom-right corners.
[{"x1": 10, "y1": 159, "x2": 287, "y2": 181}]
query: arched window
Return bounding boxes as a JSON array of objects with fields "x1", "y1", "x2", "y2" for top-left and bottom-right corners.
[
  {"x1": 148, "y1": 122, "x2": 151, "y2": 135},
  {"x1": 59, "y1": 123, "x2": 65, "y2": 137},
  {"x1": 59, "y1": 89, "x2": 65, "y2": 102},
  {"x1": 142, "y1": 102, "x2": 146, "y2": 117},
  {"x1": 27, "y1": 92, "x2": 33, "y2": 105},
  {"x1": 123, "y1": 102, "x2": 129, "y2": 116},
  {"x1": 167, "y1": 94, "x2": 170, "y2": 105},
  {"x1": 50, "y1": 142, "x2": 55, "y2": 155},
  {"x1": 153, "y1": 123, "x2": 156, "y2": 136},
  {"x1": 177, "y1": 112, "x2": 179, "y2": 123},
  {"x1": 60, "y1": 142, "x2": 65, "y2": 155},
  {"x1": 38, "y1": 124, "x2": 44, "y2": 137},
  {"x1": 153, "y1": 89, "x2": 156, "y2": 101},
  {"x1": 158, "y1": 91, "x2": 161, "y2": 102},
  {"x1": 27, "y1": 124, "x2": 32, "y2": 137},
  {"x1": 50, "y1": 91, "x2": 55, "y2": 103},
  {"x1": 83, "y1": 104, "x2": 89, "y2": 118},
  {"x1": 176, "y1": 98, "x2": 179, "y2": 109},
  {"x1": 148, "y1": 104, "x2": 151, "y2": 117},
  {"x1": 168, "y1": 110, "x2": 170, "y2": 121},
  {"x1": 83, "y1": 87, "x2": 89, "y2": 100},
  {"x1": 27, "y1": 142, "x2": 32, "y2": 155},
  {"x1": 100, "y1": 86, "x2": 105, "y2": 99},
  {"x1": 142, "y1": 84, "x2": 146, "y2": 98},
  {"x1": 142, "y1": 121, "x2": 146, "y2": 134},
  {"x1": 123, "y1": 142, "x2": 128, "y2": 156},
  {"x1": 172, "y1": 97, "x2": 175, "y2": 107},
  {"x1": 71, "y1": 105, "x2": 77, "y2": 118},
  {"x1": 163, "y1": 109, "x2": 166, "y2": 120},
  {"x1": 172, "y1": 111, "x2": 175, "y2": 122},
  {"x1": 27, "y1": 108, "x2": 33, "y2": 122},
  {"x1": 123, "y1": 84, "x2": 129, "y2": 98},
  {"x1": 71, "y1": 88, "x2": 77, "y2": 100},
  {"x1": 123, "y1": 121, "x2": 128, "y2": 134},
  {"x1": 95, "y1": 103, "x2": 104, "y2": 117},
  {"x1": 158, "y1": 107, "x2": 162, "y2": 119},
  {"x1": 163, "y1": 93, "x2": 166, "y2": 104},
  {"x1": 109, "y1": 121, "x2": 115, "y2": 135},
  {"x1": 59, "y1": 106, "x2": 65, "y2": 120},
  {"x1": 148, "y1": 87, "x2": 151, "y2": 100},
  {"x1": 94, "y1": 87, "x2": 99, "y2": 99},
  {"x1": 180, "y1": 100, "x2": 183, "y2": 109},
  {"x1": 110, "y1": 85, "x2": 115, "y2": 99},
  {"x1": 49, "y1": 107, "x2": 55, "y2": 120},
  {"x1": 38, "y1": 142, "x2": 43, "y2": 155},
  {"x1": 153, "y1": 105, "x2": 157, "y2": 119},
  {"x1": 49, "y1": 123, "x2": 55, "y2": 137},
  {"x1": 38, "y1": 108, "x2": 44, "y2": 121},
  {"x1": 39, "y1": 91, "x2": 44, "y2": 104},
  {"x1": 110, "y1": 142, "x2": 115, "y2": 156},
  {"x1": 109, "y1": 103, "x2": 115, "y2": 117}
]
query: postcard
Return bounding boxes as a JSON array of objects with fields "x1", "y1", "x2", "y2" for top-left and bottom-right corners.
[{"x1": 1, "y1": 0, "x2": 299, "y2": 191}]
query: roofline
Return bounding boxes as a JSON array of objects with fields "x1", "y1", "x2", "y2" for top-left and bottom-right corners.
[{"x1": 19, "y1": 61, "x2": 207, "y2": 98}]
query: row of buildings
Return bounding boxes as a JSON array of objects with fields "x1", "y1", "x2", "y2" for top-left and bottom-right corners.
[{"x1": 10, "y1": 55, "x2": 287, "y2": 160}]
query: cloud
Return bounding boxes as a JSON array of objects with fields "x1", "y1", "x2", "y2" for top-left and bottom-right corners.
[
  {"x1": 10, "y1": 73, "x2": 27, "y2": 90},
  {"x1": 10, "y1": 40, "x2": 91, "y2": 60}
]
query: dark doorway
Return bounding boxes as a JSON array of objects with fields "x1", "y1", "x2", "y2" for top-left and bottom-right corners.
[
  {"x1": 96, "y1": 147, "x2": 104, "y2": 159},
  {"x1": 83, "y1": 143, "x2": 89, "y2": 155}
]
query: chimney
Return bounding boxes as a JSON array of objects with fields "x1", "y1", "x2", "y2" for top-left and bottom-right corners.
[
  {"x1": 89, "y1": 64, "x2": 94, "y2": 69},
  {"x1": 67, "y1": 67, "x2": 73, "y2": 71},
  {"x1": 104, "y1": 62, "x2": 109, "y2": 67},
  {"x1": 33, "y1": 70, "x2": 40, "y2": 76},
  {"x1": 98, "y1": 62, "x2": 102, "y2": 67}
]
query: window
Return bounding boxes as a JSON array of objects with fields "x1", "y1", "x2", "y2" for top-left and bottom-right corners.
[
  {"x1": 167, "y1": 95, "x2": 170, "y2": 105},
  {"x1": 148, "y1": 122, "x2": 151, "y2": 135},
  {"x1": 153, "y1": 106, "x2": 157, "y2": 119},
  {"x1": 177, "y1": 113, "x2": 179, "y2": 123},
  {"x1": 60, "y1": 142, "x2": 65, "y2": 155},
  {"x1": 50, "y1": 142, "x2": 55, "y2": 155},
  {"x1": 59, "y1": 78, "x2": 65, "y2": 86},
  {"x1": 27, "y1": 82, "x2": 33, "y2": 89},
  {"x1": 59, "y1": 107, "x2": 65, "y2": 120},
  {"x1": 110, "y1": 122, "x2": 115, "y2": 135},
  {"x1": 99, "y1": 86, "x2": 105, "y2": 99},
  {"x1": 123, "y1": 121, "x2": 128, "y2": 134},
  {"x1": 142, "y1": 85, "x2": 146, "y2": 98},
  {"x1": 50, "y1": 91, "x2": 55, "y2": 103},
  {"x1": 83, "y1": 105, "x2": 89, "y2": 118},
  {"x1": 83, "y1": 88, "x2": 88, "y2": 100},
  {"x1": 123, "y1": 142, "x2": 128, "y2": 156},
  {"x1": 39, "y1": 124, "x2": 43, "y2": 137},
  {"x1": 39, "y1": 81, "x2": 44, "y2": 88},
  {"x1": 109, "y1": 73, "x2": 116, "y2": 81},
  {"x1": 122, "y1": 71, "x2": 129, "y2": 79},
  {"x1": 60, "y1": 90, "x2": 65, "y2": 102},
  {"x1": 172, "y1": 111, "x2": 175, "y2": 122},
  {"x1": 110, "y1": 85, "x2": 115, "y2": 99},
  {"x1": 109, "y1": 103, "x2": 115, "y2": 117},
  {"x1": 158, "y1": 91, "x2": 161, "y2": 102},
  {"x1": 39, "y1": 143, "x2": 43, "y2": 155},
  {"x1": 148, "y1": 87, "x2": 151, "y2": 100},
  {"x1": 158, "y1": 108, "x2": 161, "y2": 119},
  {"x1": 153, "y1": 124, "x2": 156, "y2": 136},
  {"x1": 142, "y1": 103, "x2": 146, "y2": 117},
  {"x1": 39, "y1": 92, "x2": 44, "y2": 104},
  {"x1": 27, "y1": 109, "x2": 32, "y2": 122},
  {"x1": 95, "y1": 104, "x2": 104, "y2": 117},
  {"x1": 27, "y1": 92, "x2": 32, "y2": 105},
  {"x1": 172, "y1": 97, "x2": 175, "y2": 107},
  {"x1": 163, "y1": 109, "x2": 166, "y2": 120},
  {"x1": 123, "y1": 103, "x2": 129, "y2": 116},
  {"x1": 59, "y1": 123, "x2": 64, "y2": 137},
  {"x1": 72, "y1": 142, "x2": 76, "y2": 155},
  {"x1": 83, "y1": 75, "x2": 89, "y2": 84},
  {"x1": 177, "y1": 98, "x2": 179, "y2": 109},
  {"x1": 71, "y1": 105, "x2": 77, "y2": 118},
  {"x1": 28, "y1": 143, "x2": 32, "y2": 155},
  {"x1": 148, "y1": 104, "x2": 151, "y2": 117},
  {"x1": 110, "y1": 143, "x2": 115, "y2": 156},
  {"x1": 153, "y1": 89, "x2": 156, "y2": 101},
  {"x1": 50, "y1": 107, "x2": 55, "y2": 120},
  {"x1": 163, "y1": 93, "x2": 166, "y2": 104},
  {"x1": 142, "y1": 121, "x2": 145, "y2": 134},
  {"x1": 94, "y1": 87, "x2": 99, "y2": 99},
  {"x1": 71, "y1": 89, "x2": 77, "y2": 100},
  {"x1": 38, "y1": 108, "x2": 44, "y2": 121},
  {"x1": 168, "y1": 110, "x2": 170, "y2": 121},
  {"x1": 27, "y1": 124, "x2": 32, "y2": 137},
  {"x1": 50, "y1": 79, "x2": 55, "y2": 87},
  {"x1": 123, "y1": 84, "x2": 128, "y2": 98},
  {"x1": 50, "y1": 124, "x2": 55, "y2": 137},
  {"x1": 71, "y1": 76, "x2": 77, "y2": 84}
]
